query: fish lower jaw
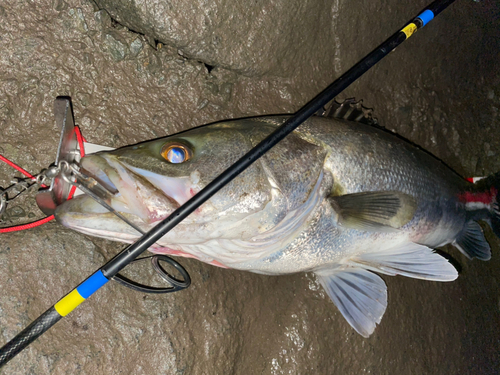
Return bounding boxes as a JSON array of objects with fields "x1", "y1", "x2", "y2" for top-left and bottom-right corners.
[
  {"x1": 104, "y1": 191, "x2": 179, "y2": 224},
  {"x1": 63, "y1": 222, "x2": 141, "y2": 242}
]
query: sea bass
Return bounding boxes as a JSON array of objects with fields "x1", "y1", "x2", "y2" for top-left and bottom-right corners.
[{"x1": 55, "y1": 115, "x2": 500, "y2": 337}]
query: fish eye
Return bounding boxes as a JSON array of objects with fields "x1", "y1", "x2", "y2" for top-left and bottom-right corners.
[{"x1": 161, "y1": 143, "x2": 192, "y2": 163}]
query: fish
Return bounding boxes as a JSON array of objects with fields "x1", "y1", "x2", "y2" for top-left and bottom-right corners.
[{"x1": 55, "y1": 111, "x2": 500, "y2": 337}]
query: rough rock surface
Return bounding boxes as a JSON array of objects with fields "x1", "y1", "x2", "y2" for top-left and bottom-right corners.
[
  {"x1": 0, "y1": 0, "x2": 499, "y2": 374},
  {"x1": 92, "y1": 0, "x2": 343, "y2": 77}
]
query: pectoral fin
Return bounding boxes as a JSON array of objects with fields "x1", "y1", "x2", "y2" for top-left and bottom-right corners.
[
  {"x1": 315, "y1": 267, "x2": 387, "y2": 337},
  {"x1": 329, "y1": 191, "x2": 417, "y2": 232}
]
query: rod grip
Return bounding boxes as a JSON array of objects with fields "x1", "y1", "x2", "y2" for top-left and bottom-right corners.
[{"x1": 0, "y1": 307, "x2": 62, "y2": 368}]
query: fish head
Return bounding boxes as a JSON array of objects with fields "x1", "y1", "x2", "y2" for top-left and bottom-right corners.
[{"x1": 55, "y1": 119, "x2": 329, "y2": 262}]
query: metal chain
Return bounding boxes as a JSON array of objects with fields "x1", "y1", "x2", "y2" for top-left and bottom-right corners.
[{"x1": 0, "y1": 163, "x2": 61, "y2": 221}]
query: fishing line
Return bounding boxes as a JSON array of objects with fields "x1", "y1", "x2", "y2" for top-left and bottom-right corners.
[{"x1": 0, "y1": 0, "x2": 457, "y2": 367}]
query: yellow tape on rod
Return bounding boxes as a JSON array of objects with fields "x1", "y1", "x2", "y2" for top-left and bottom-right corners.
[{"x1": 54, "y1": 289, "x2": 85, "y2": 316}]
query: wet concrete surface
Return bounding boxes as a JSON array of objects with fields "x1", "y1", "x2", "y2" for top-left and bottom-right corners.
[{"x1": 0, "y1": 0, "x2": 499, "y2": 373}]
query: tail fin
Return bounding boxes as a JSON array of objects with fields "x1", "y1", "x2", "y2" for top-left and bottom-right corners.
[
  {"x1": 456, "y1": 172, "x2": 500, "y2": 260},
  {"x1": 468, "y1": 172, "x2": 500, "y2": 238}
]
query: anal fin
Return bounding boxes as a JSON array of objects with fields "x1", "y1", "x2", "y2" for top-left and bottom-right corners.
[
  {"x1": 350, "y1": 242, "x2": 458, "y2": 281},
  {"x1": 315, "y1": 267, "x2": 387, "y2": 337},
  {"x1": 453, "y1": 221, "x2": 491, "y2": 261}
]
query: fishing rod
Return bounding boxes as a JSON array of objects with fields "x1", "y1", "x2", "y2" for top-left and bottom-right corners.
[{"x1": 0, "y1": 0, "x2": 456, "y2": 367}]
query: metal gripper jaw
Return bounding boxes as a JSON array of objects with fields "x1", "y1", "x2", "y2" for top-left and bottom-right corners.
[{"x1": 35, "y1": 97, "x2": 114, "y2": 215}]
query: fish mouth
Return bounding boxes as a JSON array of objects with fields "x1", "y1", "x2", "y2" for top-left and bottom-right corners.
[{"x1": 55, "y1": 154, "x2": 188, "y2": 237}]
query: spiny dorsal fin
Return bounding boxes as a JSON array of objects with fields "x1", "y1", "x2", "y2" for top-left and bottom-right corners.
[
  {"x1": 316, "y1": 98, "x2": 377, "y2": 125},
  {"x1": 329, "y1": 191, "x2": 417, "y2": 232}
]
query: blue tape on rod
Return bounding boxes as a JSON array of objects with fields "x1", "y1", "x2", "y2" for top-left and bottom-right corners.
[
  {"x1": 76, "y1": 270, "x2": 109, "y2": 299},
  {"x1": 417, "y1": 9, "x2": 434, "y2": 26}
]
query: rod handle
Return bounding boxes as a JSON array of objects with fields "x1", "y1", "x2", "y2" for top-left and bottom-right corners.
[{"x1": 0, "y1": 307, "x2": 62, "y2": 367}]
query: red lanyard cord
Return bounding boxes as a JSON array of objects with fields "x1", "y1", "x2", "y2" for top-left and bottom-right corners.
[{"x1": 0, "y1": 155, "x2": 48, "y2": 188}]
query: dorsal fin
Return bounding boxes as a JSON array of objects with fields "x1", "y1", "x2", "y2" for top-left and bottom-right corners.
[{"x1": 316, "y1": 98, "x2": 377, "y2": 125}]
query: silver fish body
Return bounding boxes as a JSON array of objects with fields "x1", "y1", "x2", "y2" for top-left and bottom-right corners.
[{"x1": 55, "y1": 116, "x2": 499, "y2": 336}]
